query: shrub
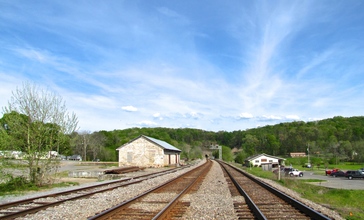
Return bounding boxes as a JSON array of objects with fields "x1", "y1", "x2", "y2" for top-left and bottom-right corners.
[{"x1": 0, "y1": 176, "x2": 35, "y2": 193}]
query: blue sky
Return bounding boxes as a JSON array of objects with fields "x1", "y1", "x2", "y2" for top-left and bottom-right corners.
[{"x1": 1, "y1": 0, "x2": 364, "y2": 132}]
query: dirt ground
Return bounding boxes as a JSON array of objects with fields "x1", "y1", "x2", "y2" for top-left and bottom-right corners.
[
  {"x1": 54, "y1": 160, "x2": 116, "y2": 185},
  {"x1": 57, "y1": 177, "x2": 99, "y2": 184}
]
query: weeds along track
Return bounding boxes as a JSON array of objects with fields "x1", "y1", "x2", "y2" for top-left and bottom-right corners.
[
  {"x1": 218, "y1": 161, "x2": 331, "y2": 220},
  {"x1": 0, "y1": 165, "x2": 192, "y2": 220},
  {"x1": 88, "y1": 160, "x2": 212, "y2": 220}
]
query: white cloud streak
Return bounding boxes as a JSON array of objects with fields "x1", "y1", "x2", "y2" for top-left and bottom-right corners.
[{"x1": 121, "y1": 106, "x2": 138, "y2": 112}]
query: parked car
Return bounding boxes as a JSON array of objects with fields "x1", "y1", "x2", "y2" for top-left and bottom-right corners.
[
  {"x1": 57, "y1": 155, "x2": 66, "y2": 160},
  {"x1": 330, "y1": 170, "x2": 346, "y2": 177},
  {"x1": 302, "y1": 163, "x2": 311, "y2": 168},
  {"x1": 69, "y1": 154, "x2": 82, "y2": 161},
  {"x1": 359, "y1": 168, "x2": 364, "y2": 175},
  {"x1": 325, "y1": 168, "x2": 340, "y2": 176},
  {"x1": 345, "y1": 170, "x2": 364, "y2": 180},
  {"x1": 283, "y1": 167, "x2": 293, "y2": 173},
  {"x1": 272, "y1": 167, "x2": 285, "y2": 174},
  {"x1": 287, "y1": 169, "x2": 303, "y2": 177}
]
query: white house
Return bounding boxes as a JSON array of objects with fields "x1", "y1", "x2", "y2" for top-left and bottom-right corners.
[
  {"x1": 244, "y1": 153, "x2": 285, "y2": 168},
  {"x1": 116, "y1": 135, "x2": 181, "y2": 168}
]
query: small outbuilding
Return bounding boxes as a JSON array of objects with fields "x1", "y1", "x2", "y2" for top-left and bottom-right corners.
[
  {"x1": 244, "y1": 153, "x2": 285, "y2": 168},
  {"x1": 116, "y1": 135, "x2": 181, "y2": 168},
  {"x1": 289, "y1": 152, "x2": 306, "y2": 157}
]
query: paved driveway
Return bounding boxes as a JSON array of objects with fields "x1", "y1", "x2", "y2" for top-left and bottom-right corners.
[{"x1": 299, "y1": 171, "x2": 364, "y2": 190}]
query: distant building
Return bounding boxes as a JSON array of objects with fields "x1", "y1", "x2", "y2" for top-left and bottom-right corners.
[
  {"x1": 289, "y1": 152, "x2": 306, "y2": 158},
  {"x1": 116, "y1": 135, "x2": 181, "y2": 168},
  {"x1": 244, "y1": 153, "x2": 285, "y2": 168}
]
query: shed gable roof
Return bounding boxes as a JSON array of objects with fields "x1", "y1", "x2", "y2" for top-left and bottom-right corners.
[
  {"x1": 245, "y1": 153, "x2": 285, "y2": 161},
  {"x1": 117, "y1": 135, "x2": 181, "y2": 152}
]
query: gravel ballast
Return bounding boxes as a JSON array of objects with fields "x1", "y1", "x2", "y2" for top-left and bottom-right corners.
[{"x1": 1, "y1": 160, "x2": 343, "y2": 220}]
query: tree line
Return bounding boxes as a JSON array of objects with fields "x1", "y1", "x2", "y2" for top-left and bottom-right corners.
[{"x1": 93, "y1": 116, "x2": 364, "y2": 165}]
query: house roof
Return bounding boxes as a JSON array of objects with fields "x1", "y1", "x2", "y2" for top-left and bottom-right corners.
[
  {"x1": 245, "y1": 153, "x2": 285, "y2": 161},
  {"x1": 117, "y1": 135, "x2": 181, "y2": 152}
]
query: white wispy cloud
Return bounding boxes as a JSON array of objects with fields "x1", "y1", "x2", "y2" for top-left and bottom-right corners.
[
  {"x1": 121, "y1": 106, "x2": 138, "y2": 112},
  {"x1": 153, "y1": 113, "x2": 163, "y2": 120},
  {"x1": 238, "y1": 113, "x2": 254, "y2": 119}
]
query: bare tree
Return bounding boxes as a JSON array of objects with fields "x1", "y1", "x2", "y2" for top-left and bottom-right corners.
[
  {"x1": 2, "y1": 82, "x2": 78, "y2": 186},
  {"x1": 89, "y1": 132, "x2": 106, "y2": 161},
  {"x1": 79, "y1": 131, "x2": 91, "y2": 161},
  {"x1": 70, "y1": 131, "x2": 106, "y2": 161}
]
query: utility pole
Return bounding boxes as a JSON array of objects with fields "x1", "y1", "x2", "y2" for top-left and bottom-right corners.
[
  {"x1": 83, "y1": 135, "x2": 87, "y2": 161},
  {"x1": 307, "y1": 143, "x2": 310, "y2": 167}
]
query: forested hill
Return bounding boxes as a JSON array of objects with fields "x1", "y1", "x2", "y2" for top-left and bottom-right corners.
[{"x1": 100, "y1": 116, "x2": 364, "y2": 162}]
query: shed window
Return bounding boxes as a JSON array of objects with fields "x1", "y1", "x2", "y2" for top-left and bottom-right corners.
[
  {"x1": 269, "y1": 160, "x2": 273, "y2": 163},
  {"x1": 261, "y1": 158, "x2": 267, "y2": 162},
  {"x1": 255, "y1": 160, "x2": 259, "y2": 163}
]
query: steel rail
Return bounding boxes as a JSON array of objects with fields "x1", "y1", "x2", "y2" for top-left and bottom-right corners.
[
  {"x1": 219, "y1": 160, "x2": 331, "y2": 220},
  {"x1": 219, "y1": 161, "x2": 267, "y2": 220},
  {"x1": 0, "y1": 165, "x2": 190, "y2": 210},
  {"x1": 88, "y1": 160, "x2": 211, "y2": 220},
  {"x1": 152, "y1": 161, "x2": 212, "y2": 220},
  {"x1": 0, "y1": 165, "x2": 192, "y2": 219}
]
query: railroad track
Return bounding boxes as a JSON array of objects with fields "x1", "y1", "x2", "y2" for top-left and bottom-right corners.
[
  {"x1": 0, "y1": 165, "x2": 192, "y2": 219},
  {"x1": 88, "y1": 160, "x2": 212, "y2": 220},
  {"x1": 218, "y1": 161, "x2": 331, "y2": 220}
]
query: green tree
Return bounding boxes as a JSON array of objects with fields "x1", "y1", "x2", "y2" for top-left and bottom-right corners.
[
  {"x1": 266, "y1": 134, "x2": 280, "y2": 155},
  {"x1": 234, "y1": 150, "x2": 247, "y2": 164},
  {"x1": 242, "y1": 134, "x2": 259, "y2": 155},
  {"x1": 1, "y1": 82, "x2": 78, "y2": 186}
]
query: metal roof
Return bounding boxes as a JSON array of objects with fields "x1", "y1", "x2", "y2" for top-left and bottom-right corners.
[
  {"x1": 142, "y1": 135, "x2": 181, "y2": 152},
  {"x1": 245, "y1": 153, "x2": 285, "y2": 161},
  {"x1": 117, "y1": 135, "x2": 181, "y2": 152}
]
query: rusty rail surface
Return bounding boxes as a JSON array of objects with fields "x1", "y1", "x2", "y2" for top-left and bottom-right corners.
[
  {"x1": 104, "y1": 166, "x2": 145, "y2": 174},
  {"x1": 218, "y1": 161, "x2": 331, "y2": 220},
  {"x1": 0, "y1": 165, "x2": 192, "y2": 219},
  {"x1": 88, "y1": 160, "x2": 212, "y2": 220}
]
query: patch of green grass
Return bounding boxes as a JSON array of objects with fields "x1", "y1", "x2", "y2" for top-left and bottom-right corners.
[
  {"x1": 0, "y1": 176, "x2": 37, "y2": 196},
  {"x1": 288, "y1": 180, "x2": 364, "y2": 220},
  {"x1": 0, "y1": 176, "x2": 79, "y2": 197},
  {"x1": 245, "y1": 167, "x2": 277, "y2": 179},
  {"x1": 53, "y1": 171, "x2": 69, "y2": 178}
]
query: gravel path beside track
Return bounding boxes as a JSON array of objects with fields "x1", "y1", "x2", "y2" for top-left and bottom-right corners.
[{"x1": 181, "y1": 160, "x2": 238, "y2": 219}]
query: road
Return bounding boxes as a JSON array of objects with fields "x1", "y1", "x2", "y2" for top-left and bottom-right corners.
[{"x1": 299, "y1": 171, "x2": 364, "y2": 190}]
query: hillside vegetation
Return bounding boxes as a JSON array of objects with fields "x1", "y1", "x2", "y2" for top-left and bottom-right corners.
[
  {"x1": 96, "y1": 116, "x2": 364, "y2": 164},
  {"x1": 2, "y1": 114, "x2": 364, "y2": 164}
]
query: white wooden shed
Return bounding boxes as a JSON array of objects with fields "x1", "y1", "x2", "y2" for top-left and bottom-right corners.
[
  {"x1": 116, "y1": 135, "x2": 181, "y2": 168},
  {"x1": 244, "y1": 153, "x2": 285, "y2": 168}
]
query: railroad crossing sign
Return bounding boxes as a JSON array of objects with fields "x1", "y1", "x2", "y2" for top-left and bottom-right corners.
[{"x1": 209, "y1": 145, "x2": 222, "y2": 160}]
